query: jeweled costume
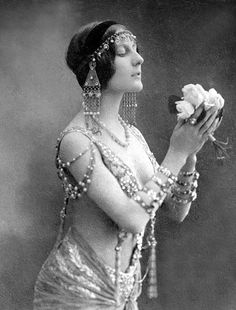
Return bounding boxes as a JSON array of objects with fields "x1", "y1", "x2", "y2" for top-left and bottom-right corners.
[
  {"x1": 33, "y1": 21, "x2": 199, "y2": 310},
  {"x1": 34, "y1": 126, "x2": 160, "y2": 310}
]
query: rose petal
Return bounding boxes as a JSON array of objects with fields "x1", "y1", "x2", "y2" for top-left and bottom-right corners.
[
  {"x1": 217, "y1": 93, "x2": 225, "y2": 109},
  {"x1": 182, "y1": 84, "x2": 204, "y2": 108},
  {"x1": 195, "y1": 84, "x2": 209, "y2": 102},
  {"x1": 207, "y1": 88, "x2": 225, "y2": 109},
  {"x1": 208, "y1": 88, "x2": 218, "y2": 96},
  {"x1": 175, "y1": 100, "x2": 195, "y2": 119},
  {"x1": 204, "y1": 102, "x2": 214, "y2": 110}
]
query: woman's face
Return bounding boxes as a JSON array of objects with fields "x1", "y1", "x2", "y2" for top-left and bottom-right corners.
[{"x1": 107, "y1": 33, "x2": 144, "y2": 93}]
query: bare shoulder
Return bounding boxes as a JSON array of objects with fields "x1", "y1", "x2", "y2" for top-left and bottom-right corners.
[{"x1": 59, "y1": 114, "x2": 92, "y2": 163}]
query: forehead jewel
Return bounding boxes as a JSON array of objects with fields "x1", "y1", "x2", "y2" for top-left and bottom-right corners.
[{"x1": 93, "y1": 31, "x2": 136, "y2": 59}]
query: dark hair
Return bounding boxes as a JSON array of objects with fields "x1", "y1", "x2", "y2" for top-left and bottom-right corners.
[{"x1": 66, "y1": 22, "x2": 126, "y2": 90}]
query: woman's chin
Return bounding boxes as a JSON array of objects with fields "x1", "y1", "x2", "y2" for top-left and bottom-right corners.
[
  {"x1": 111, "y1": 82, "x2": 143, "y2": 94},
  {"x1": 130, "y1": 82, "x2": 143, "y2": 92}
]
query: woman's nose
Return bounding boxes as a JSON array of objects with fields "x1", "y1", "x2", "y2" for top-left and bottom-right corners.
[{"x1": 133, "y1": 52, "x2": 144, "y2": 66}]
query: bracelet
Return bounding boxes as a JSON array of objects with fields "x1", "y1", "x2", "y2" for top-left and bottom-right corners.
[
  {"x1": 170, "y1": 190, "x2": 197, "y2": 204},
  {"x1": 170, "y1": 170, "x2": 199, "y2": 205},
  {"x1": 157, "y1": 165, "x2": 178, "y2": 182},
  {"x1": 176, "y1": 170, "x2": 199, "y2": 187},
  {"x1": 173, "y1": 183, "x2": 197, "y2": 195},
  {"x1": 172, "y1": 178, "x2": 198, "y2": 200},
  {"x1": 179, "y1": 170, "x2": 195, "y2": 177},
  {"x1": 134, "y1": 185, "x2": 166, "y2": 217},
  {"x1": 178, "y1": 170, "x2": 199, "y2": 182},
  {"x1": 172, "y1": 187, "x2": 196, "y2": 199},
  {"x1": 133, "y1": 193, "x2": 155, "y2": 216},
  {"x1": 151, "y1": 175, "x2": 163, "y2": 187},
  {"x1": 176, "y1": 180, "x2": 191, "y2": 187},
  {"x1": 174, "y1": 179, "x2": 198, "y2": 193},
  {"x1": 133, "y1": 193, "x2": 148, "y2": 208},
  {"x1": 142, "y1": 186, "x2": 165, "y2": 206},
  {"x1": 179, "y1": 170, "x2": 199, "y2": 178},
  {"x1": 151, "y1": 175, "x2": 170, "y2": 193},
  {"x1": 177, "y1": 178, "x2": 199, "y2": 188},
  {"x1": 151, "y1": 174, "x2": 174, "y2": 193}
]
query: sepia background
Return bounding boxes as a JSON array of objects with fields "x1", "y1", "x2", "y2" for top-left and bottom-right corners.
[{"x1": 0, "y1": 0, "x2": 235, "y2": 309}]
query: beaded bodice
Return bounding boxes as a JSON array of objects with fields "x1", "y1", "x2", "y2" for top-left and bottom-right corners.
[
  {"x1": 54, "y1": 125, "x2": 161, "y2": 304},
  {"x1": 55, "y1": 125, "x2": 159, "y2": 201}
]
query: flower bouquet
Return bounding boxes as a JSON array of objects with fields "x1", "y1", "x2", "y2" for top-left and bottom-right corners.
[{"x1": 168, "y1": 84, "x2": 229, "y2": 161}]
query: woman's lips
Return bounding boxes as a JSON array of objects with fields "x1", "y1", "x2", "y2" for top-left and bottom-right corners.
[
  {"x1": 132, "y1": 72, "x2": 141, "y2": 78},
  {"x1": 132, "y1": 72, "x2": 141, "y2": 76}
]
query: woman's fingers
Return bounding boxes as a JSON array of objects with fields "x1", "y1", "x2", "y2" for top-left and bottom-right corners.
[
  {"x1": 202, "y1": 118, "x2": 218, "y2": 139},
  {"x1": 197, "y1": 107, "x2": 217, "y2": 128},
  {"x1": 199, "y1": 110, "x2": 218, "y2": 135},
  {"x1": 215, "y1": 117, "x2": 222, "y2": 130},
  {"x1": 213, "y1": 118, "x2": 220, "y2": 132},
  {"x1": 174, "y1": 117, "x2": 186, "y2": 129},
  {"x1": 191, "y1": 102, "x2": 205, "y2": 120}
]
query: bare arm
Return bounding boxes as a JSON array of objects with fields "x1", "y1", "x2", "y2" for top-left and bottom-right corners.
[
  {"x1": 59, "y1": 104, "x2": 219, "y2": 233},
  {"x1": 133, "y1": 105, "x2": 219, "y2": 221},
  {"x1": 161, "y1": 154, "x2": 197, "y2": 222},
  {"x1": 60, "y1": 132, "x2": 152, "y2": 234},
  {"x1": 59, "y1": 127, "x2": 190, "y2": 235}
]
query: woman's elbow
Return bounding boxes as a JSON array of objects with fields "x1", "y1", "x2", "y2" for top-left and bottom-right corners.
[
  {"x1": 161, "y1": 201, "x2": 191, "y2": 223},
  {"x1": 174, "y1": 213, "x2": 188, "y2": 223},
  {"x1": 171, "y1": 205, "x2": 191, "y2": 223}
]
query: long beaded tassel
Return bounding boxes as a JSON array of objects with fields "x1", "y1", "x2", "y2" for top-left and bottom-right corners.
[
  {"x1": 120, "y1": 92, "x2": 137, "y2": 126},
  {"x1": 115, "y1": 230, "x2": 127, "y2": 307},
  {"x1": 55, "y1": 196, "x2": 69, "y2": 247},
  {"x1": 82, "y1": 60, "x2": 101, "y2": 134},
  {"x1": 147, "y1": 216, "x2": 158, "y2": 298}
]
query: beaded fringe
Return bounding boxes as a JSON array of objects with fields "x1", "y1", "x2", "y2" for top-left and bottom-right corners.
[
  {"x1": 115, "y1": 245, "x2": 121, "y2": 307},
  {"x1": 147, "y1": 216, "x2": 158, "y2": 298},
  {"x1": 56, "y1": 197, "x2": 68, "y2": 246},
  {"x1": 115, "y1": 230, "x2": 127, "y2": 306},
  {"x1": 147, "y1": 241, "x2": 158, "y2": 298},
  {"x1": 120, "y1": 92, "x2": 137, "y2": 126}
]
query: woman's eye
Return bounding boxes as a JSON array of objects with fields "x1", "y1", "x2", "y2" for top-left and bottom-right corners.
[
  {"x1": 117, "y1": 49, "x2": 126, "y2": 56},
  {"x1": 116, "y1": 45, "x2": 138, "y2": 56}
]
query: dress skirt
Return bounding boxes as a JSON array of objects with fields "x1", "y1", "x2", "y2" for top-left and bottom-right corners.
[{"x1": 33, "y1": 227, "x2": 142, "y2": 310}]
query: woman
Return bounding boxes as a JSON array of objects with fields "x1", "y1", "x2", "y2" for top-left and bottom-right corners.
[{"x1": 33, "y1": 20, "x2": 220, "y2": 310}]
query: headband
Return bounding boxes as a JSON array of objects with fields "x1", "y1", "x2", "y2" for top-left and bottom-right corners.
[
  {"x1": 83, "y1": 20, "x2": 118, "y2": 56},
  {"x1": 77, "y1": 21, "x2": 136, "y2": 74}
]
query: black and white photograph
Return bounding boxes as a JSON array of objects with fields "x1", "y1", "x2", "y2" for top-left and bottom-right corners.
[{"x1": 0, "y1": 1, "x2": 235, "y2": 309}]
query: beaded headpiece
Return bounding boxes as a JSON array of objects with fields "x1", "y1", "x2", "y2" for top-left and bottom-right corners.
[{"x1": 80, "y1": 21, "x2": 138, "y2": 132}]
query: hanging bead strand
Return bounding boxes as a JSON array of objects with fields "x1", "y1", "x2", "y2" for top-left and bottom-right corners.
[{"x1": 91, "y1": 114, "x2": 131, "y2": 148}]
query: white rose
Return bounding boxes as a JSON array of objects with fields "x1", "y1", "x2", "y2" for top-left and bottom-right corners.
[
  {"x1": 217, "y1": 93, "x2": 225, "y2": 109},
  {"x1": 195, "y1": 84, "x2": 209, "y2": 102},
  {"x1": 182, "y1": 84, "x2": 205, "y2": 108},
  {"x1": 204, "y1": 88, "x2": 225, "y2": 110},
  {"x1": 175, "y1": 100, "x2": 195, "y2": 119}
]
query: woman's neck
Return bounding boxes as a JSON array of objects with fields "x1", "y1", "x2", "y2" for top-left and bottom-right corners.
[{"x1": 99, "y1": 90, "x2": 124, "y2": 128}]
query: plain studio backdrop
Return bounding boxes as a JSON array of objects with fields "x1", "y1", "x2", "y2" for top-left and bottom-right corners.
[{"x1": 0, "y1": 0, "x2": 235, "y2": 309}]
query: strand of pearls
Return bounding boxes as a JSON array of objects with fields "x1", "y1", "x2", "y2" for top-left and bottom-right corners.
[{"x1": 91, "y1": 114, "x2": 131, "y2": 148}]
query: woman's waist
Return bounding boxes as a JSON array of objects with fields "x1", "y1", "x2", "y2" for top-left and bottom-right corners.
[
  {"x1": 70, "y1": 224, "x2": 139, "y2": 273},
  {"x1": 68, "y1": 226, "x2": 142, "y2": 301}
]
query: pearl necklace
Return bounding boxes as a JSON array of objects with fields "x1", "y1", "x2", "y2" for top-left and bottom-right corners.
[{"x1": 91, "y1": 115, "x2": 131, "y2": 147}]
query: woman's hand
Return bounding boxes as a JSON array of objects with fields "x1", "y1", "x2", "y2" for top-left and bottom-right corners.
[{"x1": 169, "y1": 104, "x2": 219, "y2": 158}]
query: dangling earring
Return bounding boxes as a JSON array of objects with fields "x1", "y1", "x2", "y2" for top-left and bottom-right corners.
[
  {"x1": 82, "y1": 58, "x2": 101, "y2": 134},
  {"x1": 120, "y1": 92, "x2": 137, "y2": 126}
]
